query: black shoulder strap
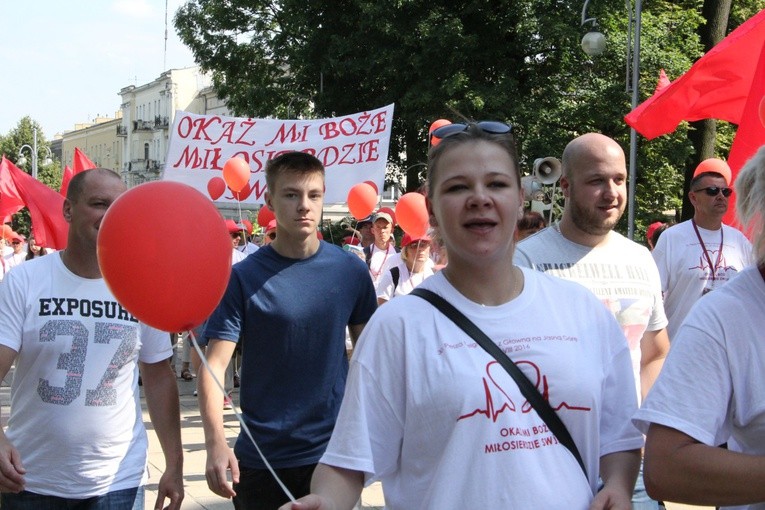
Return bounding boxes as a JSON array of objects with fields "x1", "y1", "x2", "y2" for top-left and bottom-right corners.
[
  {"x1": 410, "y1": 287, "x2": 587, "y2": 478},
  {"x1": 390, "y1": 266, "x2": 400, "y2": 290}
]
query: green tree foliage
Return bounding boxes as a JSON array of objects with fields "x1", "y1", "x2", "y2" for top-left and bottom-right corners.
[
  {"x1": 174, "y1": 0, "x2": 754, "y2": 241},
  {"x1": 0, "y1": 117, "x2": 61, "y2": 236}
]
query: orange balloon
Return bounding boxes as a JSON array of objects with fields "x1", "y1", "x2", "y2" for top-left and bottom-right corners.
[
  {"x1": 1, "y1": 224, "x2": 12, "y2": 241},
  {"x1": 347, "y1": 183, "x2": 378, "y2": 220},
  {"x1": 759, "y1": 96, "x2": 765, "y2": 128},
  {"x1": 97, "y1": 181, "x2": 232, "y2": 332},
  {"x1": 694, "y1": 158, "x2": 732, "y2": 185},
  {"x1": 395, "y1": 192, "x2": 429, "y2": 238},
  {"x1": 222, "y1": 157, "x2": 251, "y2": 193},
  {"x1": 429, "y1": 119, "x2": 452, "y2": 147}
]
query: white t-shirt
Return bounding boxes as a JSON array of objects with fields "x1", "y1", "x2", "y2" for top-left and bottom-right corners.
[
  {"x1": 652, "y1": 220, "x2": 753, "y2": 339},
  {"x1": 376, "y1": 259, "x2": 435, "y2": 302},
  {"x1": 634, "y1": 266, "x2": 765, "y2": 510},
  {"x1": 368, "y1": 243, "x2": 399, "y2": 289},
  {"x1": 0, "y1": 253, "x2": 172, "y2": 498},
  {"x1": 4, "y1": 251, "x2": 27, "y2": 270},
  {"x1": 232, "y1": 247, "x2": 247, "y2": 264},
  {"x1": 322, "y1": 269, "x2": 643, "y2": 509},
  {"x1": 515, "y1": 227, "x2": 667, "y2": 402}
]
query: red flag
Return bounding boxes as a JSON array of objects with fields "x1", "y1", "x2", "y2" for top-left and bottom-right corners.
[
  {"x1": 724, "y1": 38, "x2": 765, "y2": 226},
  {"x1": 60, "y1": 165, "x2": 73, "y2": 197},
  {"x1": 72, "y1": 147, "x2": 97, "y2": 173},
  {"x1": 654, "y1": 69, "x2": 671, "y2": 94},
  {"x1": 625, "y1": 9, "x2": 765, "y2": 139},
  {"x1": 0, "y1": 159, "x2": 25, "y2": 219},
  {"x1": 0, "y1": 157, "x2": 68, "y2": 249}
]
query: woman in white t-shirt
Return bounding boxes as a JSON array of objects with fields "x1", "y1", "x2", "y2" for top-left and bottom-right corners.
[
  {"x1": 280, "y1": 123, "x2": 642, "y2": 510},
  {"x1": 376, "y1": 233, "x2": 434, "y2": 305}
]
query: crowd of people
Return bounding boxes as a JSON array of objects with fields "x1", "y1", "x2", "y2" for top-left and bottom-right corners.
[{"x1": 0, "y1": 124, "x2": 763, "y2": 510}]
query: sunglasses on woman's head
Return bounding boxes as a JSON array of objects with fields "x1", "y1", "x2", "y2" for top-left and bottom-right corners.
[{"x1": 431, "y1": 121, "x2": 513, "y2": 140}]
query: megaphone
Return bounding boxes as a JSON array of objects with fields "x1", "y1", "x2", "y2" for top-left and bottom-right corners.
[
  {"x1": 521, "y1": 176, "x2": 545, "y2": 202},
  {"x1": 533, "y1": 157, "x2": 562, "y2": 185}
]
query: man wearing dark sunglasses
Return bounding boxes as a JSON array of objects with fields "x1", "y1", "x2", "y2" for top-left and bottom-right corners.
[{"x1": 652, "y1": 163, "x2": 753, "y2": 341}]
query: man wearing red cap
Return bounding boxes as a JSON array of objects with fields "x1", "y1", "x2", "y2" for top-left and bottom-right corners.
[
  {"x1": 3, "y1": 234, "x2": 27, "y2": 271},
  {"x1": 652, "y1": 161, "x2": 754, "y2": 340}
]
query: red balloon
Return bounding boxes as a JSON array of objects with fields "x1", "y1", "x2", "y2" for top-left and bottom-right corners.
[
  {"x1": 207, "y1": 177, "x2": 226, "y2": 200},
  {"x1": 222, "y1": 157, "x2": 251, "y2": 193},
  {"x1": 347, "y1": 183, "x2": 378, "y2": 220},
  {"x1": 257, "y1": 206, "x2": 275, "y2": 227},
  {"x1": 377, "y1": 206, "x2": 397, "y2": 226},
  {"x1": 97, "y1": 181, "x2": 232, "y2": 332},
  {"x1": 429, "y1": 119, "x2": 452, "y2": 147},
  {"x1": 241, "y1": 219, "x2": 253, "y2": 235},
  {"x1": 395, "y1": 192, "x2": 429, "y2": 238},
  {"x1": 364, "y1": 180, "x2": 379, "y2": 195}
]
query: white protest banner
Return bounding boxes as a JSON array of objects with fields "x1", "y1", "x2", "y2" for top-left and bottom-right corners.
[{"x1": 162, "y1": 104, "x2": 394, "y2": 205}]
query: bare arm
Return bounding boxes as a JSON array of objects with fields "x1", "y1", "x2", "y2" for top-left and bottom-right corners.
[
  {"x1": 0, "y1": 345, "x2": 25, "y2": 493},
  {"x1": 347, "y1": 323, "x2": 366, "y2": 349},
  {"x1": 140, "y1": 358, "x2": 184, "y2": 509},
  {"x1": 639, "y1": 328, "x2": 669, "y2": 401},
  {"x1": 589, "y1": 449, "x2": 641, "y2": 510},
  {"x1": 198, "y1": 339, "x2": 239, "y2": 498},
  {"x1": 644, "y1": 423, "x2": 765, "y2": 506},
  {"x1": 278, "y1": 463, "x2": 364, "y2": 510}
]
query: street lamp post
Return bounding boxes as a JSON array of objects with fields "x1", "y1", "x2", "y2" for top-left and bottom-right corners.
[
  {"x1": 581, "y1": 0, "x2": 642, "y2": 240},
  {"x1": 17, "y1": 128, "x2": 53, "y2": 180}
]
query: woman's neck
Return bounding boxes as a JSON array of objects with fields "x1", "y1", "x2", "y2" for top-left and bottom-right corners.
[{"x1": 442, "y1": 261, "x2": 523, "y2": 306}]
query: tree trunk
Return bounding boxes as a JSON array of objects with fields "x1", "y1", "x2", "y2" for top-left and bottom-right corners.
[{"x1": 681, "y1": 0, "x2": 732, "y2": 221}]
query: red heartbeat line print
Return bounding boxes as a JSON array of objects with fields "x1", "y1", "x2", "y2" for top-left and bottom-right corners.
[{"x1": 458, "y1": 360, "x2": 591, "y2": 422}]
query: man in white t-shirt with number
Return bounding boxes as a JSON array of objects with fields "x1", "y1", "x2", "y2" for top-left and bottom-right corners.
[
  {"x1": 363, "y1": 211, "x2": 399, "y2": 289},
  {"x1": 0, "y1": 168, "x2": 183, "y2": 509},
  {"x1": 652, "y1": 162, "x2": 753, "y2": 340}
]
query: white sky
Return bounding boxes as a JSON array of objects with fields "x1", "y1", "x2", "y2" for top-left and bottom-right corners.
[{"x1": 0, "y1": 0, "x2": 196, "y2": 141}]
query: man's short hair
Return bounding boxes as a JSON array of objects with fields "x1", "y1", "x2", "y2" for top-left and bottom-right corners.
[
  {"x1": 690, "y1": 171, "x2": 728, "y2": 190},
  {"x1": 66, "y1": 168, "x2": 122, "y2": 203},
  {"x1": 265, "y1": 152, "x2": 325, "y2": 191}
]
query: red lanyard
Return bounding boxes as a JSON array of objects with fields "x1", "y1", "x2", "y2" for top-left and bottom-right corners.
[
  {"x1": 692, "y1": 219, "x2": 724, "y2": 281},
  {"x1": 369, "y1": 244, "x2": 390, "y2": 279}
]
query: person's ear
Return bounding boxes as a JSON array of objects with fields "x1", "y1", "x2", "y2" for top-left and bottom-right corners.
[
  {"x1": 63, "y1": 199, "x2": 73, "y2": 223},
  {"x1": 426, "y1": 196, "x2": 438, "y2": 228}
]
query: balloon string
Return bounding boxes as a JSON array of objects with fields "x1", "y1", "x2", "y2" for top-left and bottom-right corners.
[{"x1": 187, "y1": 330, "x2": 296, "y2": 503}]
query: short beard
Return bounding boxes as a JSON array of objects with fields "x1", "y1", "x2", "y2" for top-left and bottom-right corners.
[{"x1": 568, "y1": 198, "x2": 623, "y2": 237}]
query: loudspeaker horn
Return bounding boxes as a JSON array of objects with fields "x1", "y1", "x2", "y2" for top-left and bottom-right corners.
[{"x1": 533, "y1": 157, "x2": 562, "y2": 185}]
